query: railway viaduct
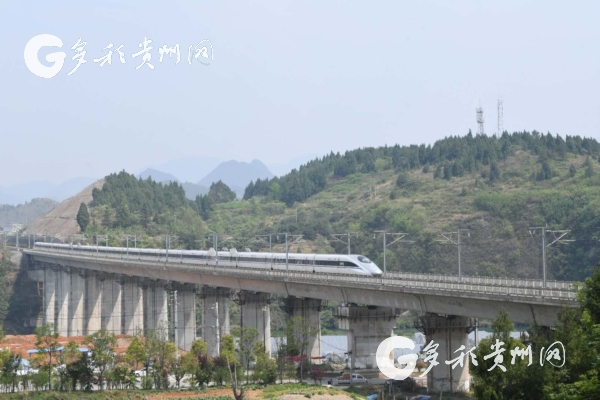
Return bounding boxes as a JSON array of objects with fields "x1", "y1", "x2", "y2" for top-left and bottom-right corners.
[{"x1": 22, "y1": 246, "x2": 578, "y2": 393}]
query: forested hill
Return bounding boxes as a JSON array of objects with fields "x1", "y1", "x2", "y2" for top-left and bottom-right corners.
[
  {"x1": 0, "y1": 198, "x2": 58, "y2": 226},
  {"x1": 244, "y1": 131, "x2": 600, "y2": 205},
  {"x1": 85, "y1": 131, "x2": 600, "y2": 282}
]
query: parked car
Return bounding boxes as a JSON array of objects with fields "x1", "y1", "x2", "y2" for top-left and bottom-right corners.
[
  {"x1": 333, "y1": 373, "x2": 368, "y2": 385},
  {"x1": 134, "y1": 367, "x2": 155, "y2": 377}
]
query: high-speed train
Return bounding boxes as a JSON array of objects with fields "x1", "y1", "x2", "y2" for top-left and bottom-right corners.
[{"x1": 33, "y1": 242, "x2": 383, "y2": 277}]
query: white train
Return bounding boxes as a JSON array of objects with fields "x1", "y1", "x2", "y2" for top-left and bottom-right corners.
[{"x1": 33, "y1": 242, "x2": 383, "y2": 277}]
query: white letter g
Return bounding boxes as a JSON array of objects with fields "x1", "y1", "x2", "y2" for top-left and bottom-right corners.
[{"x1": 24, "y1": 34, "x2": 66, "y2": 79}]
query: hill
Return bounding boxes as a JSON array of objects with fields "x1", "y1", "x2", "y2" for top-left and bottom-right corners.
[
  {"x1": 0, "y1": 198, "x2": 58, "y2": 227},
  {"x1": 199, "y1": 159, "x2": 274, "y2": 197},
  {"x1": 138, "y1": 168, "x2": 179, "y2": 182},
  {"x1": 74, "y1": 131, "x2": 600, "y2": 283},
  {"x1": 0, "y1": 177, "x2": 96, "y2": 205},
  {"x1": 150, "y1": 156, "x2": 223, "y2": 183},
  {"x1": 25, "y1": 179, "x2": 105, "y2": 236}
]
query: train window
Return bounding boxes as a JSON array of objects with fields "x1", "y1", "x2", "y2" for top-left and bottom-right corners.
[{"x1": 357, "y1": 256, "x2": 372, "y2": 263}]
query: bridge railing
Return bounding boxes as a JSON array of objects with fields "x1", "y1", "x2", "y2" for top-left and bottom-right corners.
[
  {"x1": 385, "y1": 272, "x2": 577, "y2": 290},
  {"x1": 30, "y1": 247, "x2": 578, "y2": 302}
]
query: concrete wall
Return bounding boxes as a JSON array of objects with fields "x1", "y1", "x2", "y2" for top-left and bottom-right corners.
[
  {"x1": 202, "y1": 287, "x2": 230, "y2": 357},
  {"x1": 240, "y1": 291, "x2": 271, "y2": 357},
  {"x1": 144, "y1": 280, "x2": 168, "y2": 339},
  {"x1": 85, "y1": 271, "x2": 102, "y2": 334},
  {"x1": 101, "y1": 275, "x2": 122, "y2": 335},
  {"x1": 337, "y1": 305, "x2": 397, "y2": 369},
  {"x1": 122, "y1": 277, "x2": 144, "y2": 335},
  {"x1": 176, "y1": 284, "x2": 196, "y2": 351},
  {"x1": 418, "y1": 314, "x2": 474, "y2": 393},
  {"x1": 68, "y1": 270, "x2": 85, "y2": 336}
]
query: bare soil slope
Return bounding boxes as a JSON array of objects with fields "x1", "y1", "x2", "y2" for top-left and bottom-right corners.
[{"x1": 25, "y1": 179, "x2": 104, "y2": 236}]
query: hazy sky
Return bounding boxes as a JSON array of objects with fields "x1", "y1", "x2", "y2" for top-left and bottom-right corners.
[{"x1": 1, "y1": 1, "x2": 598, "y2": 186}]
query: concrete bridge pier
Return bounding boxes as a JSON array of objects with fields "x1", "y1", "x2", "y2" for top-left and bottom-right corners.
[
  {"x1": 239, "y1": 291, "x2": 271, "y2": 357},
  {"x1": 144, "y1": 280, "x2": 169, "y2": 339},
  {"x1": 68, "y1": 269, "x2": 85, "y2": 336},
  {"x1": 55, "y1": 267, "x2": 70, "y2": 337},
  {"x1": 202, "y1": 287, "x2": 231, "y2": 357},
  {"x1": 283, "y1": 297, "x2": 322, "y2": 362},
  {"x1": 174, "y1": 283, "x2": 196, "y2": 351},
  {"x1": 336, "y1": 305, "x2": 397, "y2": 369},
  {"x1": 43, "y1": 266, "x2": 57, "y2": 330},
  {"x1": 101, "y1": 275, "x2": 122, "y2": 335},
  {"x1": 417, "y1": 313, "x2": 475, "y2": 393},
  {"x1": 85, "y1": 271, "x2": 103, "y2": 334},
  {"x1": 122, "y1": 276, "x2": 144, "y2": 335}
]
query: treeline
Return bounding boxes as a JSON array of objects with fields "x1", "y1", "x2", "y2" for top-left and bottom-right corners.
[
  {"x1": 91, "y1": 172, "x2": 241, "y2": 230},
  {"x1": 244, "y1": 131, "x2": 600, "y2": 205},
  {"x1": 92, "y1": 171, "x2": 188, "y2": 228},
  {"x1": 471, "y1": 266, "x2": 600, "y2": 399},
  {"x1": 0, "y1": 314, "x2": 324, "y2": 393}
]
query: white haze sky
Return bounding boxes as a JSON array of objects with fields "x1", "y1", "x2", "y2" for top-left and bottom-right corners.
[{"x1": 0, "y1": 1, "x2": 599, "y2": 186}]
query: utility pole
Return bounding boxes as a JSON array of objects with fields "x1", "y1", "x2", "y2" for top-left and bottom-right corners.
[
  {"x1": 276, "y1": 233, "x2": 304, "y2": 271},
  {"x1": 437, "y1": 229, "x2": 471, "y2": 280},
  {"x1": 96, "y1": 235, "x2": 108, "y2": 256},
  {"x1": 331, "y1": 232, "x2": 358, "y2": 254},
  {"x1": 215, "y1": 302, "x2": 220, "y2": 357},
  {"x1": 172, "y1": 289, "x2": 178, "y2": 361},
  {"x1": 255, "y1": 234, "x2": 273, "y2": 252},
  {"x1": 373, "y1": 231, "x2": 414, "y2": 275},
  {"x1": 529, "y1": 227, "x2": 573, "y2": 287}
]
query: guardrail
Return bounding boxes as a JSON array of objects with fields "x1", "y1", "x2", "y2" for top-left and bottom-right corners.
[
  {"x1": 27, "y1": 247, "x2": 579, "y2": 302},
  {"x1": 385, "y1": 272, "x2": 577, "y2": 290}
]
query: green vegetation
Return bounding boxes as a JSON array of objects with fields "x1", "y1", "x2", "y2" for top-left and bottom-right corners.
[
  {"x1": 470, "y1": 265, "x2": 600, "y2": 399},
  {"x1": 76, "y1": 202, "x2": 90, "y2": 232},
  {"x1": 0, "y1": 198, "x2": 58, "y2": 226}
]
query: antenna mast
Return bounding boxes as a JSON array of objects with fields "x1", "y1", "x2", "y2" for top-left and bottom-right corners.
[
  {"x1": 497, "y1": 97, "x2": 503, "y2": 136},
  {"x1": 476, "y1": 103, "x2": 485, "y2": 135}
]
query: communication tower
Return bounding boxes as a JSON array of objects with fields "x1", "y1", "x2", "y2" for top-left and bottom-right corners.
[
  {"x1": 498, "y1": 97, "x2": 504, "y2": 136},
  {"x1": 476, "y1": 104, "x2": 485, "y2": 135}
]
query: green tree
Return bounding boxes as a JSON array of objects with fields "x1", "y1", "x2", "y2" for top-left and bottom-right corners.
[
  {"x1": 471, "y1": 309, "x2": 530, "y2": 399},
  {"x1": 253, "y1": 341, "x2": 277, "y2": 384},
  {"x1": 84, "y1": 329, "x2": 116, "y2": 391},
  {"x1": 101, "y1": 207, "x2": 111, "y2": 228},
  {"x1": 286, "y1": 316, "x2": 319, "y2": 382},
  {"x1": 220, "y1": 334, "x2": 236, "y2": 364},
  {"x1": 76, "y1": 203, "x2": 90, "y2": 232},
  {"x1": 584, "y1": 156, "x2": 595, "y2": 178},
  {"x1": 569, "y1": 164, "x2": 577, "y2": 177},
  {"x1": 489, "y1": 162, "x2": 502, "y2": 183},
  {"x1": 34, "y1": 323, "x2": 59, "y2": 390},
  {"x1": 207, "y1": 180, "x2": 237, "y2": 204},
  {"x1": 236, "y1": 327, "x2": 258, "y2": 383},
  {"x1": 537, "y1": 161, "x2": 553, "y2": 181},
  {"x1": 125, "y1": 336, "x2": 146, "y2": 370}
]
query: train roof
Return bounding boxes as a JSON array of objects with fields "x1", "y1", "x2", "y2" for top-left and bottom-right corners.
[{"x1": 33, "y1": 242, "x2": 365, "y2": 259}]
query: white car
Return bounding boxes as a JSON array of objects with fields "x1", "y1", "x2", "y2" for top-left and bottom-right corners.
[
  {"x1": 334, "y1": 373, "x2": 368, "y2": 385},
  {"x1": 135, "y1": 368, "x2": 154, "y2": 377}
]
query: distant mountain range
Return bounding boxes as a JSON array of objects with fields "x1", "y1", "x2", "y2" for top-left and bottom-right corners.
[
  {"x1": 138, "y1": 159, "x2": 275, "y2": 198},
  {"x1": 0, "y1": 198, "x2": 58, "y2": 228},
  {"x1": 0, "y1": 177, "x2": 96, "y2": 206},
  {"x1": 198, "y1": 160, "x2": 274, "y2": 197},
  {"x1": 1, "y1": 155, "x2": 316, "y2": 206},
  {"x1": 149, "y1": 156, "x2": 223, "y2": 183}
]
